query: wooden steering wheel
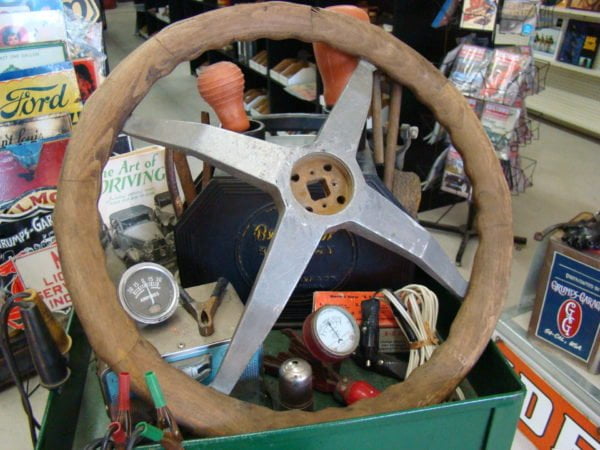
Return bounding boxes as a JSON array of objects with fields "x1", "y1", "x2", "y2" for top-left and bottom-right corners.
[{"x1": 54, "y1": 2, "x2": 512, "y2": 437}]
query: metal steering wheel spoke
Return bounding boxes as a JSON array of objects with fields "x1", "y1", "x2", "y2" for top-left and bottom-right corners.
[
  {"x1": 210, "y1": 211, "x2": 328, "y2": 395},
  {"x1": 123, "y1": 117, "x2": 290, "y2": 192},
  {"x1": 344, "y1": 186, "x2": 468, "y2": 299},
  {"x1": 310, "y1": 61, "x2": 374, "y2": 158}
]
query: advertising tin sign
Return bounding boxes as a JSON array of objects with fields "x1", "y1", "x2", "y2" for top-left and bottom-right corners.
[{"x1": 535, "y1": 252, "x2": 600, "y2": 362}]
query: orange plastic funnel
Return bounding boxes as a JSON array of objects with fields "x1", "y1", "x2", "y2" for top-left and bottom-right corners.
[
  {"x1": 313, "y1": 5, "x2": 370, "y2": 107},
  {"x1": 197, "y1": 62, "x2": 250, "y2": 132}
]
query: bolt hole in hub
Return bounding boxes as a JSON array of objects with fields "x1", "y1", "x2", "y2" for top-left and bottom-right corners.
[{"x1": 290, "y1": 154, "x2": 353, "y2": 215}]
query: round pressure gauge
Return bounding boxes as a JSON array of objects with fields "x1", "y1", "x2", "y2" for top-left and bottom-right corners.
[
  {"x1": 118, "y1": 262, "x2": 179, "y2": 325},
  {"x1": 302, "y1": 305, "x2": 360, "y2": 363}
]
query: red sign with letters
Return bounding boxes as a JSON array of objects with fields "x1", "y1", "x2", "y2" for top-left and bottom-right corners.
[
  {"x1": 497, "y1": 340, "x2": 599, "y2": 449},
  {"x1": 557, "y1": 299, "x2": 583, "y2": 339}
]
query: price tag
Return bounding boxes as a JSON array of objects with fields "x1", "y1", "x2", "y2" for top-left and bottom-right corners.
[{"x1": 313, "y1": 291, "x2": 397, "y2": 327}]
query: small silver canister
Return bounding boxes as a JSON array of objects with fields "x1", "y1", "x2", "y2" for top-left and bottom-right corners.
[{"x1": 278, "y1": 358, "x2": 313, "y2": 411}]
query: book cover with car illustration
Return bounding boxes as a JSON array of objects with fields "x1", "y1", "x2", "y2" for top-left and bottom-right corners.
[{"x1": 98, "y1": 145, "x2": 177, "y2": 268}]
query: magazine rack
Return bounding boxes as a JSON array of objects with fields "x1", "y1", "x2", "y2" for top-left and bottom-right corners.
[{"x1": 420, "y1": 46, "x2": 549, "y2": 265}]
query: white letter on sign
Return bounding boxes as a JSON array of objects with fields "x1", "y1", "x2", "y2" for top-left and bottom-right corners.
[
  {"x1": 553, "y1": 415, "x2": 599, "y2": 449},
  {"x1": 520, "y1": 374, "x2": 553, "y2": 437}
]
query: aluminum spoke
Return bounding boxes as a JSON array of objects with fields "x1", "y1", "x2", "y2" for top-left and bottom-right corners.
[
  {"x1": 210, "y1": 211, "x2": 327, "y2": 394},
  {"x1": 343, "y1": 187, "x2": 468, "y2": 298},
  {"x1": 123, "y1": 117, "x2": 290, "y2": 193},
  {"x1": 310, "y1": 61, "x2": 374, "y2": 157}
]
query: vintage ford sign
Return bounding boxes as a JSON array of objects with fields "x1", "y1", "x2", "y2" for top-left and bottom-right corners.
[{"x1": 0, "y1": 63, "x2": 81, "y2": 124}]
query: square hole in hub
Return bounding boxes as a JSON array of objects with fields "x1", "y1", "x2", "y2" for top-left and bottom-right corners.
[{"x1": 307, "y1": 178, "x2": 330, "y2": 201}]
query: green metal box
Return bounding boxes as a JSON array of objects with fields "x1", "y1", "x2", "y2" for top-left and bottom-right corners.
[{"x1": 37, "y1": 284, "x2": 524, "y2": 450}]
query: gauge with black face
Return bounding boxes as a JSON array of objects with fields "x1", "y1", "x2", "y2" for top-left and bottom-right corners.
[{"x1": 118, "y1": 262, "x2": 179, "y2": 324}]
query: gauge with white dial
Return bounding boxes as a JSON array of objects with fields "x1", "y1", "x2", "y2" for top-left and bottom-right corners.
[
  {"x1": 118, "y1": 262, "x2": 179, "y2": 325},
  {"x1": 302, "y1": 305, "x2": 360, "y2": 363}
]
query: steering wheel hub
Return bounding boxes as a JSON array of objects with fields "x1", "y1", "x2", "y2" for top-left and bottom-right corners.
[{"x1": 290, "y1": 153, "x2": 353, "y2": 215}]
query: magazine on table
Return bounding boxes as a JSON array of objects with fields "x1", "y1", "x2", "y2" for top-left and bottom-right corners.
[
  {"x1": 449, "y1": 44, "x2": 492, "y2": 97},
  {"x1": 558, "y1": 19, "x2": 600, "y2": 69},
  {"x1": 480, "y1": 102, "x2": 521, "y2": 160},
  {"x1": 460, "y1": 0, "x2": 499, "y2": 32}
]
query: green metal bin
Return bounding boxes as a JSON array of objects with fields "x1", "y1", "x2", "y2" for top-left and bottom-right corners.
[{"x1": 37, "y1": 280, "x2": 525, "y2": 450}]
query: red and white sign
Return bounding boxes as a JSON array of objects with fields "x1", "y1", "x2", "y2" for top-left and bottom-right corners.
[
  {"x1": 557, "y1": 299, "x2": 583, "y2": 339},
  {"x1": 13, "y1": 242, "x2": 71, "y2": 312},
  {"x1": 497, "y1": 340, "x2": 599, "y2": 449}
]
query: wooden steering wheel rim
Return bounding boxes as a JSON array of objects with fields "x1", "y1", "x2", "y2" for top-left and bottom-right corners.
[{"x1": 54, "y1": 2, "x2": 512, "y2": 437}]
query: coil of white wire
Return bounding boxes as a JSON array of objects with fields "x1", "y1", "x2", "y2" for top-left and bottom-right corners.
[{"x1": 380, "y1": 284, "x2": 465, "y2": 400}]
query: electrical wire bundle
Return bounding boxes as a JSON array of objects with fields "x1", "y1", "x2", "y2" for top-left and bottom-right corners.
[
  {"x1": 85, "y1": 371, "x2": 184, "y2": 449},
  {"x1": 379, "y1": 284, "x2": 439, "y2": 377},
  {"x1": 379, "y1": 284, "x2": 465, "y2": 400}
]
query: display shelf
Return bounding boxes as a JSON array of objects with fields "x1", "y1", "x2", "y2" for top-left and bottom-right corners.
[
  {"x1": 540, "y1": 5, "x2": 600, "y2": 23},
  {"x1": 496, "y1": 304, "x2": 600, "y2": 425},
  {"x1": 530, "y1": 4, "x2": 600, "y2": 137},
  {"x1": 534, "y1": 53, "x2": 600, "y2": 77},
  {"x1": 527, "y1": 85, "x2": 600, "y2": 138}
]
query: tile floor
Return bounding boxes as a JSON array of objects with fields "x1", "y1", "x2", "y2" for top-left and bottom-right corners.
[{"x1": 1, "y1": 3, "x2": 598, "y2": 448}]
